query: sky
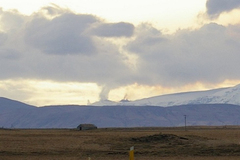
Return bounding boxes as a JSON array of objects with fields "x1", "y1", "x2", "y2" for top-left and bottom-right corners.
[{"x1": 0, "y1": 0, "x2": 240, "y2": 106}]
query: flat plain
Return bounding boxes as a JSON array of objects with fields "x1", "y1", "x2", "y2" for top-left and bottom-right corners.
[{"x1": 1, "y1": 126, "x2": 240, "y2": 160}]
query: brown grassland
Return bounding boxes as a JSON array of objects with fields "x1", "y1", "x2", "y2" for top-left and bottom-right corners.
[{"x1": 1, "y1": 126, "x2": 240, "y2": 160}]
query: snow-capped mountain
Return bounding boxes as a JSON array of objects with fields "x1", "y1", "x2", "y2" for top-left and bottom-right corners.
[
  {"x1": 2, "y1": 84, "x2": 240, "y2": 128},
  {"x1": 92, "y1": 84, "x2": 240, "y2": 107},
  {"x1": 1, "y1": 97, "x2": 240, "y2": 128}
]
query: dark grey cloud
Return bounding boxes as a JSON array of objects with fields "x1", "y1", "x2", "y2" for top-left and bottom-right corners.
[
  {"x1": 206, "y1": 0, "x2": 240, "y2": 18},
  {"x1": 25, "y1": 13, "x2": 98, "y2": 55},
  {"x1": 126, "y1": 23, "x2": 240, "y2": 86},
  {"x1": 0, "y1": 48, "x2": 21, "y2": 60},
  {"x1": 90, "y1": 22, "x2": 134, "y2": 37},
  {"x1": 0, "y1": 32, "x2": 7, "y2": 45},
  {"x1": 126, "y1": 24, "x2": 166, "y2": 54},
  {"x1": 1, "y1": 5, "x2": 240, "y2": 100},
  {"x1": 0, "y1": 8, "x2": 133, "y2": 90}
]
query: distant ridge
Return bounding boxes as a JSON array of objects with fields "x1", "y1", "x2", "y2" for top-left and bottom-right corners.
[
  {"x1": 1, "y1": 97, "x2": 240, "y2": 128},
  {"x1": 0, "y1": 97, "x2": 35, "y2": 111},
  {"x1": 1, "y1": 84, "x2": 240, "y2": 128}
]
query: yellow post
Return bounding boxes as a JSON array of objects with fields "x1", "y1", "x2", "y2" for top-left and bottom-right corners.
[{"x1": 129, "y1": 146, "x2": 134, "y2": 160}]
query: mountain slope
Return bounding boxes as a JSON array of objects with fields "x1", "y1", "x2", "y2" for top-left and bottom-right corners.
[
  {"x1": 2, "y1": 84, "x2": 240, "y2": 129},
  {"x1": 1, "y1": 98, "x2": 240, "y2": 128},
  {"x1": 0, "y1": 97, "x2": 35, "y2": 111},
  {"x1": 127, "y1": 87, "x2": 228, "y2": 106},
  {"x1": 93, "y1": 84, "x2": 240, "y2": 107}
]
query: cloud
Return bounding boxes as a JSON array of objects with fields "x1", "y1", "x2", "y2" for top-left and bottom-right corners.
[
  {"x1": 0, "y1": 48, "x2": 21, "y2": 60},
  {"x1": 0, "y1": 7, "x2": 134, "y2": 91},
  {"x1": 1, "y1": 5, "x2": 240, "y2": 101},
  {"x1": 126, "y1": 23, "x2": 240, "y2": 86},
  {"x1": 0, "y1": 9, "x2": 26, "y2": 31},
  {"x1": 90, "y1": 22, "x2": 134, "y2": 37},
  {"x1": 0, "y1": 32, "x2": 7, "y2": 45},
  {"x1": 24, "y1": 13, "x2": 98, "y2": 55},
  {"x1": 206, "y1": 0, "x2": 240, "y2": 18},
  {"x1": 40, "y1": 4, "x2": 70, "y2": 17}
]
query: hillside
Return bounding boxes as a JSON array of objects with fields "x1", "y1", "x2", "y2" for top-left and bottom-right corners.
[
  {"x1": 1, "y1": 98, "x2": 240, "y2": 128},
  {"x1": 2, "y1": 84, "x2": 240, "y2": 128},
  {"x1": 93, "y1": 84, "x2": 240, "y2": 107}
]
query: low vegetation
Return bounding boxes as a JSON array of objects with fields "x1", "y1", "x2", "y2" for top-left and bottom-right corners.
[{"x1": 1, "y1": 126, "x2": 240, "y2": 160}]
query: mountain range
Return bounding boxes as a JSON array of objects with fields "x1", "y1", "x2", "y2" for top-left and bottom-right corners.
[
  {"x1": 93, "y1": 84, "x2": 240, "y2": 107},
  {"x1": 1, "y1": 84, "x2": 240, "y2": 128}
]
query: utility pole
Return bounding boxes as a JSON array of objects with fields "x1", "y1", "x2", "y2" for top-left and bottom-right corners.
[{"x1": 184, "y1": 115, "x2": 187, "y2": 131}]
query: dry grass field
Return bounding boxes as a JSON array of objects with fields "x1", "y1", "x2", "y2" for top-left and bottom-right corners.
[{"x1": 1, "y1": 127, "x2": 240, "y2": 160}]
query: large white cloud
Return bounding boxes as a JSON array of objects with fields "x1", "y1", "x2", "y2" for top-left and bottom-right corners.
[
  {"x1": 206, "y1": 0, "x2": 240, "y2": 18},
  {"x1": 126, "y1": 23, "x2": 240, "y2": 86},
  {"x1": 0, "y1": 8, "x2": 134, "y2": 89},
  {"x1": 1, "y1": 5, "x2": 240, "y2": 100}
]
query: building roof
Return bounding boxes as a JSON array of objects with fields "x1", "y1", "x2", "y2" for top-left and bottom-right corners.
[{"x1": 77, "y1": 124, "x2": 97, "y2": 128}]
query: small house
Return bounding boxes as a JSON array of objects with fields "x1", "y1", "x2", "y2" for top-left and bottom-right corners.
[{"x1": 77, "y1": 124, "x2": 97, "y2": 130}]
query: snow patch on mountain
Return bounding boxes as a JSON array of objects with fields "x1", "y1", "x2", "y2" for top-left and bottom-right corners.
[{"x1": 91, "y1": 84, "x2": 240, "y2": 107}]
